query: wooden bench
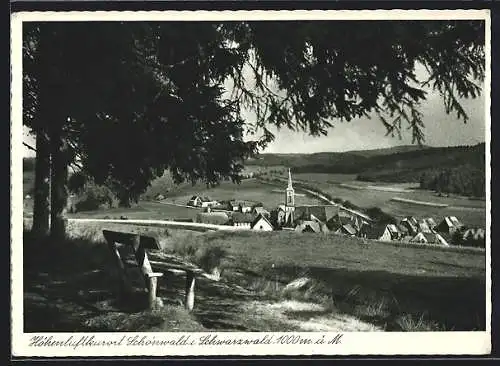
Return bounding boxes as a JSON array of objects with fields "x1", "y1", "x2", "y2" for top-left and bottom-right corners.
[{"x1": 102, "y1": 229, "x2": 203, "y2": 311}]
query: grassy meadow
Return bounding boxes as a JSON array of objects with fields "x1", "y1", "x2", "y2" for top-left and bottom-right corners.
[
  {"x1": 171, "y1": 230, "x2": 486, "y2": 331},
  {"x1": 150, "y1": 178, "x2": 324, "y2": 209}
]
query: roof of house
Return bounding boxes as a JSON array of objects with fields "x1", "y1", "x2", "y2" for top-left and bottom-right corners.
[
  {"x1": 449, "y1": 216, "x2": 462, "y2": 227},
  {"x1": 293, "y1": 206, "x2": 310, "y2": 221},
  {"x1": 196, "y1": 212, "x2": 230, "y2": 225},
  {"x1": 424, "y1": 217, "x2": 437, "y2": 227},
  {"x1": 440, "y1": 216, "x2": 463, "y2": 229},
  {"x1": 231, "y1": 212, "x2": 256, "y2": 223},
  {"x1": 360, "y1": 224, "x2": 383, "y2": 238},
  {"x1": 463, "y1": 228, "x2": 486, "y2": 241},
  {"x1": 418, "y1": 221, "x2": 431, "y2": 231},
  {"x1": 251, "y1": 214, "x2": 274, "y2": 229},
  {"x1": 331, "y1": 213, "x2": 352, "y2": 226},
  {"x1": 230, "y1": 200, "x2": 254, "y2": 206},
  {"x1": 398, "y1": 224, "x2": 409, "y2": 233},
  {"x1": 403, "y1": 216, "x2": 418, "y2": 225},
  {"x1": 298, "y1": 221, "x2": 322, "y2": 233},
  {"x1": 386, "y1": 224, "x2": 400, "y2": 234},
  {"x1": 412, "y1": 232, "x2": 442, "y2": 244},
  {"x1": 342, "y1": 223, "x2": 357, "y2": 235},
  {"x1": 400, "y1": 219, "x2": 418, "y2": 231},
  {"x1": 254, "y1": 207, "x2": 270, "y2": 215},
  {"x1": 293, "y1": 205, "x2": 339, "y2": 223}
]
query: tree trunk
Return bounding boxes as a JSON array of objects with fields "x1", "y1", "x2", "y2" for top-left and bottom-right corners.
[
  {"x1": 117, "y1": 190, "x2": 131, "y2": 208},
  {"x1": 50, "y1": 135, "x2": 70, "y2": 241},
  {"x1": 32, "y1": 132, "x2": 50, "y2": 236}
]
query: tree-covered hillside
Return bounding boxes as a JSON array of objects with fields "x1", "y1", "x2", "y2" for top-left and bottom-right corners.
[{"x1": 247, "y1": 143, "x2": 486, "y2": 196}]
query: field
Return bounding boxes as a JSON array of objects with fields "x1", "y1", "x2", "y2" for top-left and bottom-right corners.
[
  {"x1": 157, "y1": 178, "x2": 324, "y2": 209},
  {"x1": 22, "y1": 177, "x2": 324, "y2": 222},
  {"x1": 71, "y1": 201, "x2": 202, "y2": 221},
  {"x1": 271, "y1": 171, "x2": 486, "y2": 227},
  {"x1": 23, "y1": 220, "x2": 486, "y2": 332}
]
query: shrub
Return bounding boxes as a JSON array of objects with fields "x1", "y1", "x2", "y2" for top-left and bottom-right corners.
[
  {"x1": 365, "y1": 207, "x2": 397, "y2": 225},
  {"x1": 72, "y1": 183, "x2": 117, "y2": 212},
  {"x1": 195, "y1": 246, "x2": 227, "y2": 274}
]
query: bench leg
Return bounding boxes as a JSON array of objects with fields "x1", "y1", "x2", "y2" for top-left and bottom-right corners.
[
  {"x1": 107, "y1": 241, "x2": 132, "y2": 296},
  {"x1": 132, "y1": 236, "x2": 154, "y2": 289},
  {"x1": 185, "y1": 271, "x2": 196, "y2": 311},
  {"x1": 148, "y1": 276, "x2": 158, "y2": 309},
  {"x1": 147, "y1": 274, "x2": 164, "y2": 310}
]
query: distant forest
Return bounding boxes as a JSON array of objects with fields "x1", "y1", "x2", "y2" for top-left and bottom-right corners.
[{"x1": 247, "y1": 143, "x2": 486, "y2": 197}]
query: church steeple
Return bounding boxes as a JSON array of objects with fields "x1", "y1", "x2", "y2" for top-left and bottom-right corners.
[
  {"x1": 285, "y1": 168, "x2": 295, "y2": 207},
  {"x1": 287, "y1": 168, "x2": 293, "y2": 190}
]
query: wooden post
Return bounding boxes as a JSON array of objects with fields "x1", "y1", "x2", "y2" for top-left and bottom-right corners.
[{"x1": 185, "y1": 271, "x2": 196, "y2": 311}]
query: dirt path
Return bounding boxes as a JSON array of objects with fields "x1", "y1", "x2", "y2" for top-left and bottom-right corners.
[
  {"x1": 146, "y1": 252, "x2": 382, "y2": 332},
  {"x1": 24, "y1": 244, "x2": 379, "y2": 332}
]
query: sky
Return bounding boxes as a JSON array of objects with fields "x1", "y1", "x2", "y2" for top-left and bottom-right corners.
[{"x1": 259, "y1": 89, "x2": 485, "y2": 154}]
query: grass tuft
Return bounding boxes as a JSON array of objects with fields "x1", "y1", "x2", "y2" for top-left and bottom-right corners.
[{"x1": 395, "y1": 313, "x2": 444, "y2": 332}]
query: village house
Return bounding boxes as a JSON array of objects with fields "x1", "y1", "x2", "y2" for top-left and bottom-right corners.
[
  {"x1": 417, "y1": 220, "x2": 432, "y2": 234},
  {"x1": 295, "y1": 220, "x2": 322, "y2": 233},
  {"x1": 292, "y1": 205, "x2": 337, "y2": 225},
  {"x1": 251, "y1": 214, "x2": 274, "y2": 231},
  {"x1": 435, "y1": 216, "x2": 463, "y2": 235},
  {"x1": 335, "y1": 223, "x2": 357, "y2": 237},
  {"x1": 400, "y1": 216, "x2": 419, "y2": 236},
  {"x1": 424, "y1": 217, "x2": 437, "y2": 229},
  {"x1": 327, "y1": 210, "x2": 353, "y2": 231},
  {"x1": 187, "y1": 195, "x2": 219, "y2": 208},
  {"x1": 397, "y1": 223, "x2": 410, "y2": 238},
  {"x1": 462, "y1": 227, "x2": 486, "y2": 241},
  {"x1": 360, "y1": 223, "x2": 399, "y2": 241},
  {"x1": 229, "y1": 212, "x2": 255, "y2": 228},
  {"x1": 460, "y1": 227, "x2": 486, "y2": 247},
  {"x1": 379, "y1": 224, "x2": 402, "y2": 241},
  {"x1": 410, "y1": 232, "x2": 449, "y2": 246},
  {"x1": 230, "y1": 200, "x2": 254, "y2": 213},
  {"x1": 253, "y1": 206, "x2": 270, "y2": 217}
]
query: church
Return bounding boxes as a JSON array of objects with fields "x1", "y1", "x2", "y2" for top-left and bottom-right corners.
[{"x1": 276, "y1": 168, "x2": 296, "y2": 227}]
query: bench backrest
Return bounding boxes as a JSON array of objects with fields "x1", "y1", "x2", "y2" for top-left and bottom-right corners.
[{"x1": 102, "y1": 230, "x2": 162, "y2": 250}]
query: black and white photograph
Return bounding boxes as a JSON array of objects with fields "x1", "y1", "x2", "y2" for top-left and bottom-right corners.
[{"x1": 11, "y1": 9, "x2": 491, "y2": 356}]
